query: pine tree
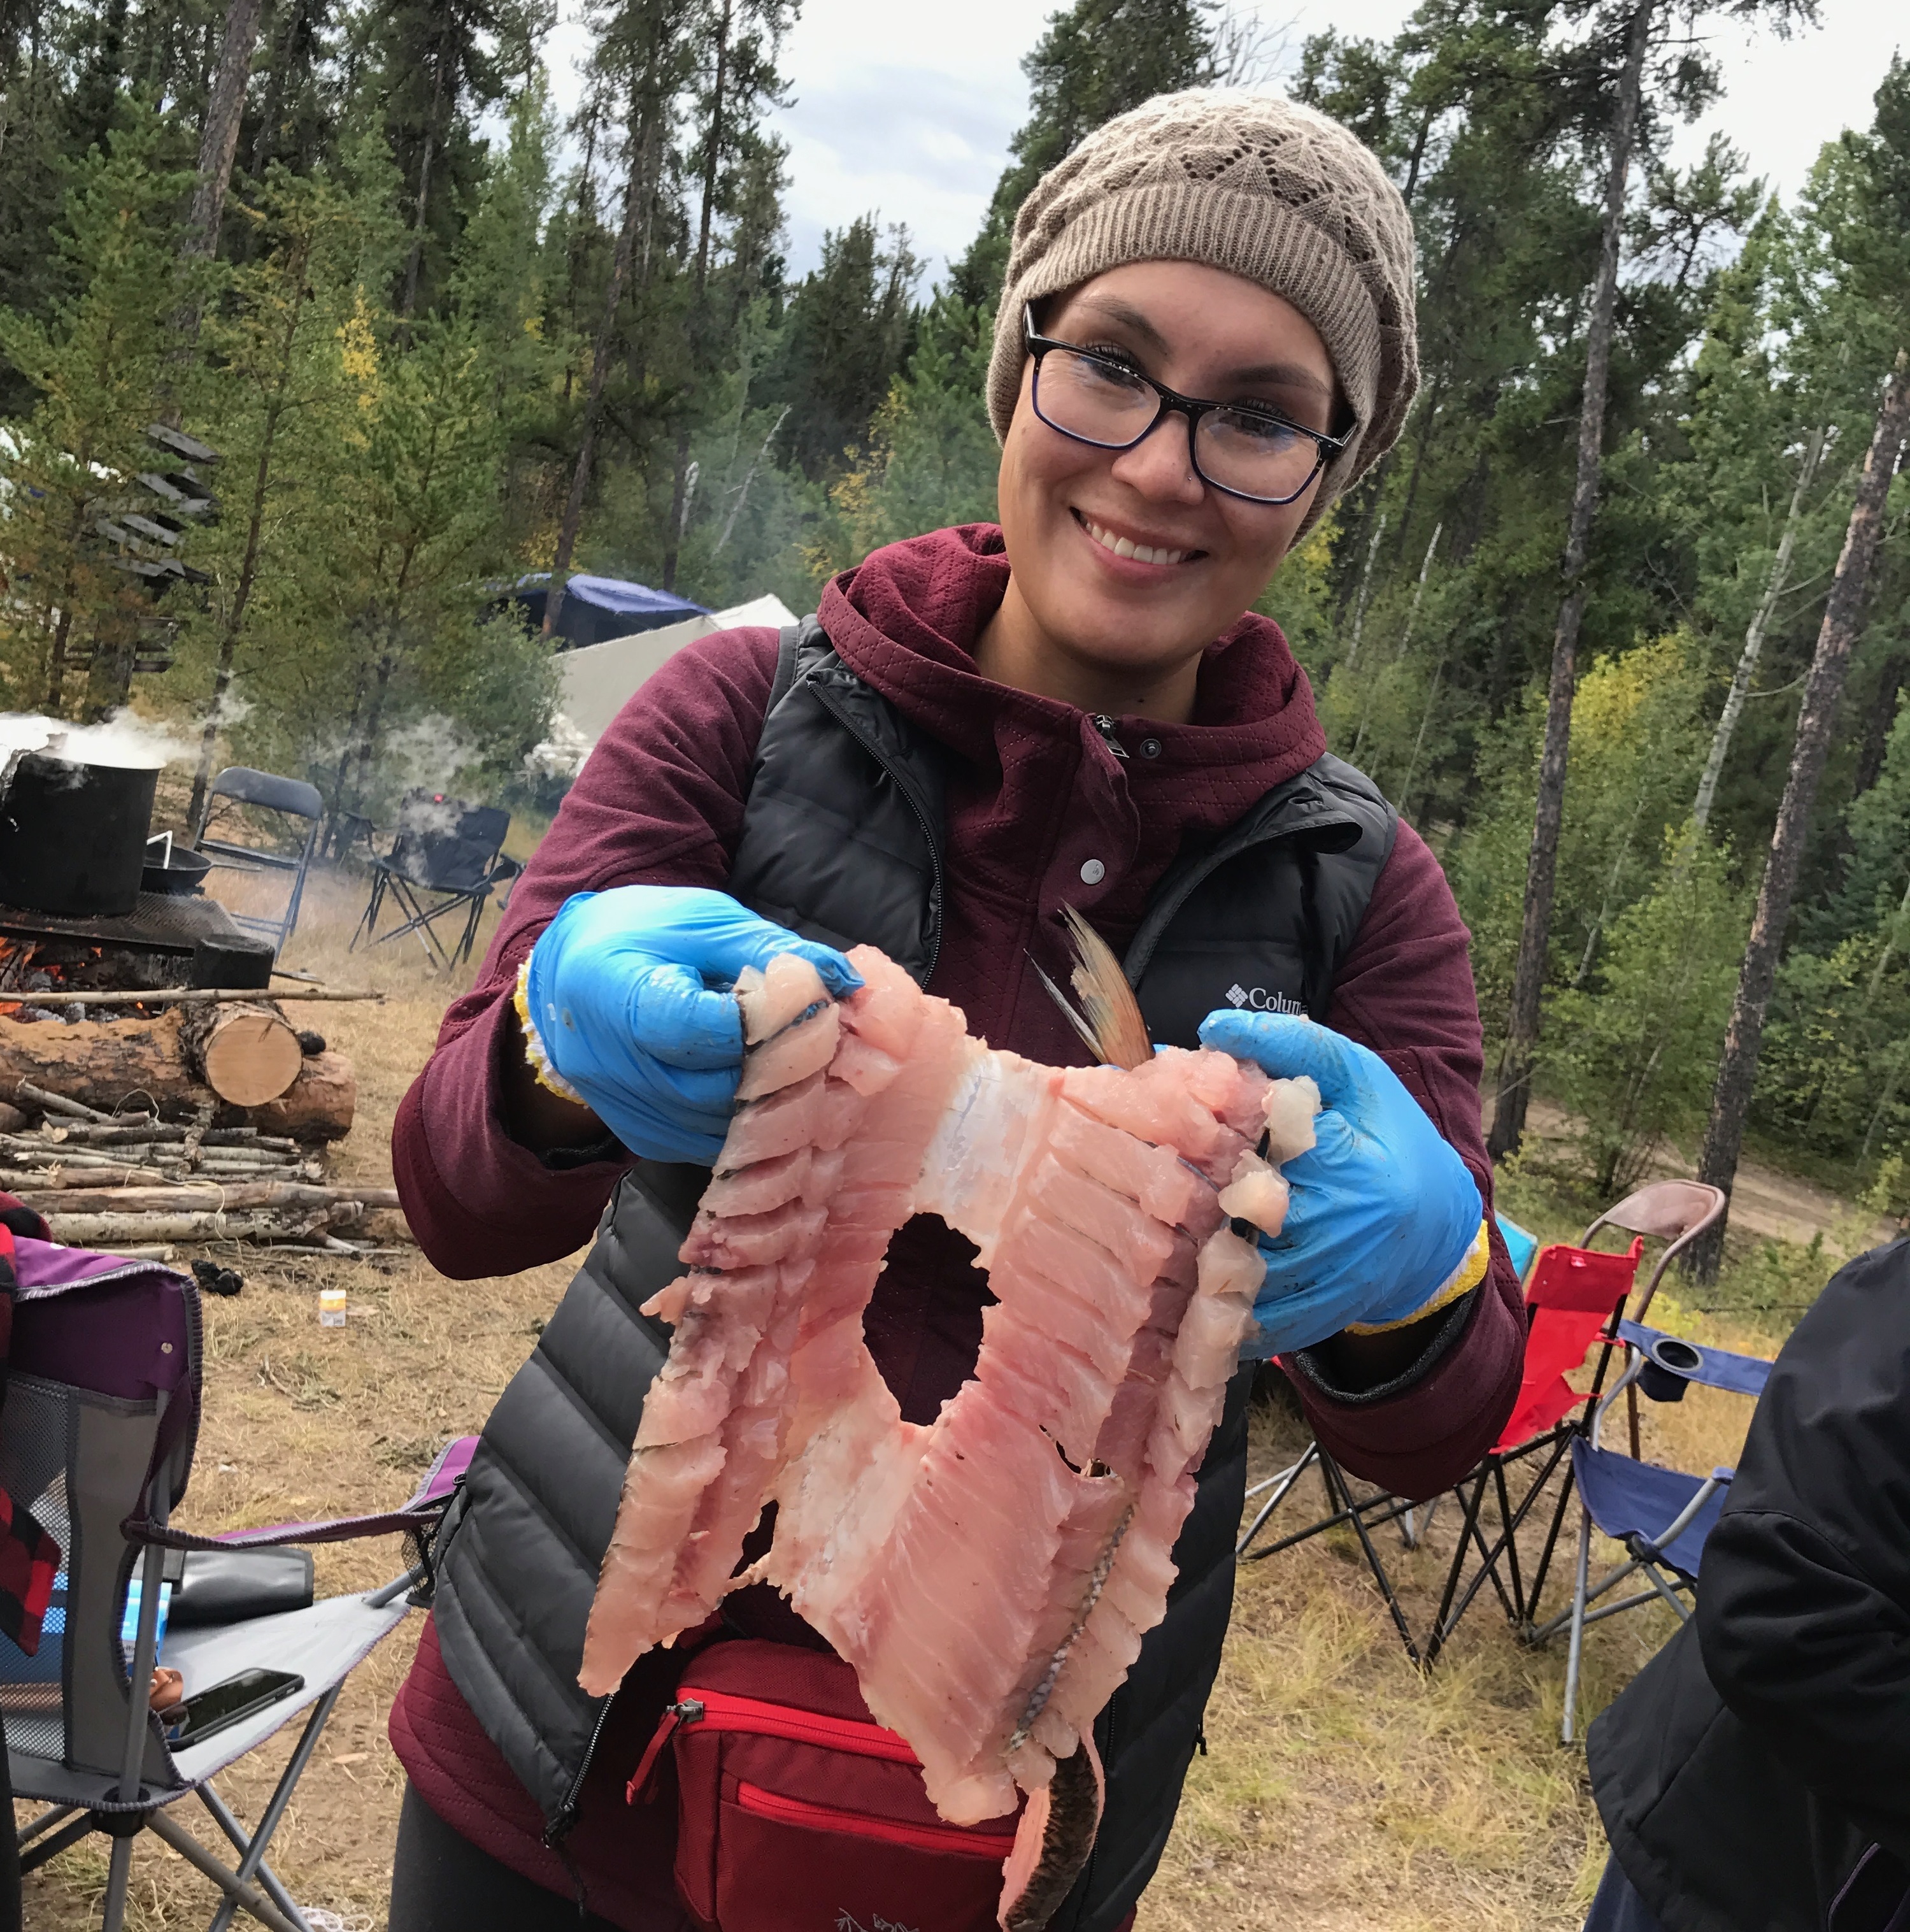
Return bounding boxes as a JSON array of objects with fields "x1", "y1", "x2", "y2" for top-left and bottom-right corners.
[
  {"x1": 1686, "y1": 60, "x2": 1910, "y2": 1275},
  {"x1": 180, "y1": 164, "x2": 387, "y2": 830},
  {"x1": 0, "y1": 101, "x2": 197, "y2": 713},
  {"x1": 950, "y1": 0, "x2": 1217, "y2": 312},
  {"x1": 1488, "y1": 0, "x2": 1816, "y2": 1161},
  {"x1": 767, "y1": 215, "x2": 921, "y2": 482}
]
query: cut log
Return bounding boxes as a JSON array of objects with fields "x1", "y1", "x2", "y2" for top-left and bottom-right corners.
[
  {"x1": 0, "y1": 1166, "x2": 169, "y2": 1191},
  {"x1": 43, "y1": 1206, "x2": 368, "y2": 1246},
  {"x1": 13, "y1": 1183, "x2": 399, "y2": 1215},
  {"x1": 1, "y1": 1017, "x2": 190, "y2": 1116},
  {"x1": 179, "y1": 1000, "x2": 303, "y2": 1106},
  {"x1": 245, "y1": 1052, "x2": 356, "y2": 1143},
  {"x1": 0, "y1": 1012, "x2": 355, "y2": 1140}
]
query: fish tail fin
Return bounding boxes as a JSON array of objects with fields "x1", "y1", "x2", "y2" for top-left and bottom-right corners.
[{"x1": 1059, "y1": 905, "x2": 1153, "y2": 1070}]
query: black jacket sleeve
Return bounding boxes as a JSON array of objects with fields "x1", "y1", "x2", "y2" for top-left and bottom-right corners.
[{"x1": 1695, "y1": 1235, "x2": 1910, "y2": 1866}]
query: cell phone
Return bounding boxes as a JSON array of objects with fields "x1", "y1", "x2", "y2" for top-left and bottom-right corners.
[{"x1": 162, "y1": 1667, "x2": 306, "y2": 1748}]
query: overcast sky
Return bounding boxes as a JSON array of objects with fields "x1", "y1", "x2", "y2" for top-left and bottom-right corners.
[{"x1": 545, "y1": 0, "x2": 1906, "y2": 285}]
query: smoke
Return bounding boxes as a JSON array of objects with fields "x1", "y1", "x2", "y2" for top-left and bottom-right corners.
[
  {"x1": 381, "y1": 714, "x2": 483, "y2": 798},
  {"x1": 0, "y1": 710, "x2": 197, "y2": 771},
  {"x1": 523, "y1": 713, "x2": 592, "y2": 787},
  {"x1": 397, "y1": 792, "x2": 462, "y2": 838}
]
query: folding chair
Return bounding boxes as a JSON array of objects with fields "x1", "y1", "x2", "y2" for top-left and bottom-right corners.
[
  {"x1": 350, "y1": 791, "x2": 518, "y2": 971},
  {"x1": 1579, "y1": 1180, "x2": 1727, "y2": 1454},
  {"x1": 1233, "y1": 1217, "x2": 1543, "y2": 1658},
  {"x1": 1430, "y1": 1180, "x2": 1730, "y2": 1649},
  {"x1": 1419, "y1": 1240, "x2": 1641, "y2": 1664},
  {"x1": 1530, "y1": 1317, "x2": 1772, "y2": 1743},
  {"x1": 0, "y1": 1235, "x2": 469, "y2": 1929},
  {"x1": 195, "y1": 768, "x2": 325, "y2": 957}
]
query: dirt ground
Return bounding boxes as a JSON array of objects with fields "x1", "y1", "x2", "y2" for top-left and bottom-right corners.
[{"x1": 12, "y1": 870, "x2": 1832, "y2": 1930}]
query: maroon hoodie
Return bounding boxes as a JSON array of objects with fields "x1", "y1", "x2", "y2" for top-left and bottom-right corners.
[{"x1": 388, "y1": 525, "x2": 1523, "y2": 1924}]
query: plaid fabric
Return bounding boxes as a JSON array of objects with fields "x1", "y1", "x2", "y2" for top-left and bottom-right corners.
[{"x1": 0, "y1": 1220, "x2": 61, "y2": 1655}]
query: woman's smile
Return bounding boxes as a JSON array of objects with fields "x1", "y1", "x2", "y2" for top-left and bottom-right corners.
[{"x1": 1070, "y1": 507, "x2": 1205, "y2": 570}]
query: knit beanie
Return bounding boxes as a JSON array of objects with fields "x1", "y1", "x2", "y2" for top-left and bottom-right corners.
[{"x1": 986, "y1": 88, "x2": 1419, "y2": 532}]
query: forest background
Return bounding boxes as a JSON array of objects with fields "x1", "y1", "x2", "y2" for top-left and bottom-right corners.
[{"x1": 2, "y1": 0, "x2": 1909, "y2": 1267}]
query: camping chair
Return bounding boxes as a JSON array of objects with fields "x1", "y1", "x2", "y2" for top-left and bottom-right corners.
[
  {"x1": 1234, "y1": 1216, "x2": 1555, "y2": 1662},
  {"x1": 350, "y1": 791, "x2": 518, "y2": 972},
  {"x1": 1580, "y1": 1180, "x2": 1727, "y2": 1455},
  {"x1": 1417, "y1": 1239, "x2": 1642, "y2": 1664},
  {"x1": 196, "y1": 768, "x2": 324, "y2": 958},
  {"x1": 0, "y1": 1238, "x2": 470, "y2": 1930},
  {"x1": 1529, "y1": 1318, "x2": 1772, "y2": 1743}
]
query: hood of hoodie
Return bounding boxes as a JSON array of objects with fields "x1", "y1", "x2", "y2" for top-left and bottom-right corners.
[
  {"x1": 814, "y1": 522, "x2": 1331, "y2": 1064},
  {"x1": 818, "y1": 521, "x2": 1325, "y2": 786}
]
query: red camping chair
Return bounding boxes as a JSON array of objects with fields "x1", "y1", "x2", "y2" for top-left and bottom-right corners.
[
  {"x1": 1436, "y1": 1180, "x2": 1728, "y2": 1654},
  {"x1": 1420, "y1": 1240, "x2": 1641, "y2": 1663},
  {"x1": 1235, "y1": 1241, "x2": 1643, "y2": 1668}
]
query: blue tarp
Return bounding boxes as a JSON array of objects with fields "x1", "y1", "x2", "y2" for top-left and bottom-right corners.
[{"x1": 501, "y1": 573, "x2": 708, "y2": 650}]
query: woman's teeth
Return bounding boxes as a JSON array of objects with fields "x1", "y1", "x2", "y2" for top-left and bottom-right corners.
[{"x1": 1080, "y1": 515, "x2": 1192, "y2": 567}]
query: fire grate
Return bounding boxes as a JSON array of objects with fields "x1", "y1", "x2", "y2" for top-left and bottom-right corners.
[{"x1": 0, "y1": 892, "x2": 273, "y2": 996}]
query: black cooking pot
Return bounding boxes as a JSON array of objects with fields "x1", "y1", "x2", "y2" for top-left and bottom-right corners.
[
  {"x1": 142, "y1": 845, "x2": 212, "y2": 896},
  {"x1": 0, "y1": 751, "x2": 159, "y2": 917}
]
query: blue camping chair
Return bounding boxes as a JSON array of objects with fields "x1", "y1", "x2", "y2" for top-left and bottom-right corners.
[{"x1": 1532, "y1": 1318, "x2": 1772, "y2": 1743}]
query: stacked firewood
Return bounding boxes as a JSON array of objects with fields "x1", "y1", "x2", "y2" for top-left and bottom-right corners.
[{"x1": 0, "y1": 1083, "x2": 402, "y2": 1252}]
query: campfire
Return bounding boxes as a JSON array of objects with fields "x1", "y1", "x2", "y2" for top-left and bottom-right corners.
[{"x1": 0, "y1": 717, "x2": 388, "y2": 1254}]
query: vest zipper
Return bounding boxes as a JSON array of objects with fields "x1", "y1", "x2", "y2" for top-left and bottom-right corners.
[
  {"x1": 545, "y1": 1692, "x2": 616, "y2": 1849},
  {"x1": 1090, "y1": 715, "x2": 1129, "y2": 759},
  {"x1": 806, "y1": 677, "x2": 944, "y2": 985}
]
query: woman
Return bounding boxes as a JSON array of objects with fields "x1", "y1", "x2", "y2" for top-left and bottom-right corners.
[{"x1": 385, "y1": 88, "x2": 1524, "y2": 1932}]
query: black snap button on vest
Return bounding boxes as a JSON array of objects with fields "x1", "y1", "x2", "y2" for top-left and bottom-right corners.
[{"x1": 1140, "y1": 738, "x2": 1162, "y2": 759}]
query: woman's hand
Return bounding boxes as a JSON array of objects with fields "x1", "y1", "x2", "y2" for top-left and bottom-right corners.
[
  {"x1": 1199, "y1": 1010, "x2": 1486, "y2": 1359},
  {"x1": 519, "y1": 887, "x2": 862, "y2": 1164}
]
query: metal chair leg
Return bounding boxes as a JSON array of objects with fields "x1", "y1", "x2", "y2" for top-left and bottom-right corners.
[
  {"x1": 205, "y1": 1686, "x2": 340, "y2": 1932},
  {"x1": 102, "y1": 1832, "x2": 136, "y2": 1932},
  {"x1": 1236, "y1": 1442, "x2": 1318, "y2": 1557},
  {"x1": 146, "y1": 1808, "x2": 303, "y2": 1932},
  {"x1": 1524, "y1": 1450, "x2": 1579, "y2": 1626},
  {"x1": 1493, "y1": 1459, "x2": 1526, "y2": 1623},
  {"x1": 199, "y1": 1787, "x2": 310, "y2": 1931},
  {"x1": 1320, "y1": 1449, "x2": 1422, "y2": 1666},
  {"x1": 1561, "y1": 1508, "x2": 1594, "y2": 1745}
]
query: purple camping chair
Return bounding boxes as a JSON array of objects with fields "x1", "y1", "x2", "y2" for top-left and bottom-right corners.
[{"x1": 0, "y1": 1236, "x2": 473, "y2": 1931}]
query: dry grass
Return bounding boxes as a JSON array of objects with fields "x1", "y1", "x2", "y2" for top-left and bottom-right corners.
[{"x1": 15, "y1": 868, "x2": 1801, "y2": 1929}]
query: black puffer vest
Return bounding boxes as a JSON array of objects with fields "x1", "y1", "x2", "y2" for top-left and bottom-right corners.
[{"x1": 431, "y1": 620, "x2": 1397, "y2": 1929}]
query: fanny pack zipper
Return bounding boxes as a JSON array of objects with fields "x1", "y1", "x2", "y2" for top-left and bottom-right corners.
[
  {"x1": 629, "y1": 1687, "x2": 919, "y2": 1803},
  {"x1": 732, "y1": 1779, "x2": 1018, "y2": 1859}
]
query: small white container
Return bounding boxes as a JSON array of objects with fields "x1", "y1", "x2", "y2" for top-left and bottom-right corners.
[{"x1": 318, "y1": 1287, "x2": 346, "y2": 1328}]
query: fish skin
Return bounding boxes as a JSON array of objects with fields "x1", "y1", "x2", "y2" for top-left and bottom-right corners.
[
  {"x1": 579, "y1": 941, "x2": 1318, "y2": 1853},
  {"x1": 999, "y1": 1733, "x2": 1106, "y2": 1932}
]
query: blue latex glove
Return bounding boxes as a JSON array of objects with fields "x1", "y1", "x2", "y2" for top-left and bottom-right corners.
[
  {"x1": 1197, "y1": 1010, "x2": 1485, "y2": 1358},
  {"x1": 521, "y1": 887, "x2": 862, "y2": 1164}
]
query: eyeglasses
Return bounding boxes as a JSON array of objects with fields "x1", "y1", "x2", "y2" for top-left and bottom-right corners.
[{"x1": 1023, "y1": 304, "x2": 1351, "y2": 508}]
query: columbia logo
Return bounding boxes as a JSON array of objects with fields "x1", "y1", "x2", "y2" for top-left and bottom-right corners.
[{"x1": 1223, "y1": 985, "x2": 1307, "y2": 1015}]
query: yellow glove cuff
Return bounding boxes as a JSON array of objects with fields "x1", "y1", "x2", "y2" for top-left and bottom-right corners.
[
  {"x1": 515, "y1": 955, "x2": 589, "y2": 1106},
  {"x1": 1343, "y1": 1216, "x2": 1493, "y2": 1336}
]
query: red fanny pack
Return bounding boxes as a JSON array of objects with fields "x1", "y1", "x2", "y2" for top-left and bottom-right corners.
[{"x1": 631, "y1": 1639, "x2": 1021, "y2": 1932}]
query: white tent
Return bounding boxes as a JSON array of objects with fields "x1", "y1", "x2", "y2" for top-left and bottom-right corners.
[{"x1": 556, "y1": 592, "x2": 799, "y2": 746}]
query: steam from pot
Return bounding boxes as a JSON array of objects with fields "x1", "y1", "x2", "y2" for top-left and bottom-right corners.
[{"x1": 0, "y1": 710, "x2": 197, "y2": 772}]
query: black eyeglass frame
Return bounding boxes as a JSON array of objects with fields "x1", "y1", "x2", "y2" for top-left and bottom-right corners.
[{"x1": 1022, "y1": 303, "x2": 1353, "y2": 508}]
